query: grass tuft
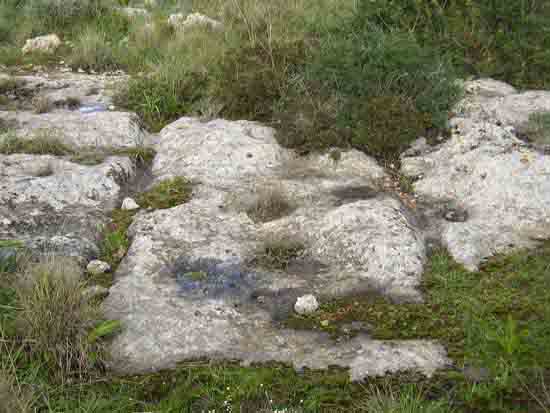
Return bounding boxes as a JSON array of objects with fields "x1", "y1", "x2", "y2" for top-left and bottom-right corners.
[
  {"x1": 0, "y1": 130, "x2": 74, "y2": 156},
  {"x1": 252, "y1": 235, "x2": 305, "y2": 270},
  {"x1": 137, "y1": 177, "x2": 192, "y2": 210},
  {"x1": 246, "y1": 186, "x2": 294, "y2": 223},
  {"x1": 14, "y1": 257, "x2": 105, "y2": 383}
]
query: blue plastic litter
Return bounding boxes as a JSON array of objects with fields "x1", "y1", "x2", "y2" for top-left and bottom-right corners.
[{"x1": 79, "y1": 104, "x2": 107, "y2": 114}]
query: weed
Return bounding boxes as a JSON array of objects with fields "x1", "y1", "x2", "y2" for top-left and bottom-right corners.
[
  {"x1": 356, "y1": 382, "x2": 453, "y2": 413},
  {"x1": 137, "y1": 177, "x2": 192, "y2": 210},
  {"x1": 0, "y1": 130, "x2": 74, "y2": 156},
  {"x1": 246, "y1": 187, "x2": 293, "y2": 223},
  {"x1": 98, "y1": 208, "x2": 135, "y2": 273},
  {"x1": 114, "y1": 70, "x2": 207, "y2": 132},
  {"x1": 14, "y1": 257, "x2": 106, "y2": 383},
  {"x1": 251, "y1": 235, "x2": 305, "y2": 270},
  {"x1": 517, "y1": 112, "x2": 550, "y2": 148},
  {"x1": 69, "y1": 26, "x2": 118, "y2": 72}
]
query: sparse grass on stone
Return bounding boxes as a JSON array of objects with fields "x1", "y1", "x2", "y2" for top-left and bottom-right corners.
[
  {"x1": 137, "y1": 177, "x2": 192, "y2": 210},
  {"x1": 517, "y1": 112, "x2": 550, "y2": 148},
  {"x1": 252, "y1": 235, "x2": 306, "y2": 270},
  {"x1": 98, "y1": 208, "x2": 135, "y2": 276},
  {"x1": 246, "y1": 187, "x2": 294, "y2": 223},
  {"x1": 0, "y1": 130, "x2": 74, "y2": 156}
]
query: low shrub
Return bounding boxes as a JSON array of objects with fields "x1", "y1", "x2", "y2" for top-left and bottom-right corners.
[
  {"x1": 114, "y1": 70, "x2": 207, "y2": 132},
  {"x1": 355, "y1": 0, "x2": 550, "y2": 90},
  {"x1": 69, "y1": 26, "x2": 118, "y2": 72}
]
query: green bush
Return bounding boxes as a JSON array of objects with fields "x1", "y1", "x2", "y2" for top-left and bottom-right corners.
[
  {"x1": 356, "y1": 0, "x2": 550, "y2": 89},
  {"x1": 69, "y1": 26, "x2": 118, "y2": 72},
  {"x1": 115, "y1": 69, "x2": 207, "y2": 132}
]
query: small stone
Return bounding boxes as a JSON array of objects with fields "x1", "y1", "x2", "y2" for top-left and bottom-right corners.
[
  {"x1": 87, "y1": 259, "x2": 111, "y2": 275},
  {"x1": 121, "y1": 197, "x2": 140, "y2": 211},
  {"x1": 294, "y1": 294, "x2": 319, "y2": 315},
  {"x1": 108, "y1": 105, "x2": 115, "y2": 111}
]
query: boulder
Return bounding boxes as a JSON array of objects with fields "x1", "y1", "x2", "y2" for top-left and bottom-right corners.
[
  {"x1": 22, "y1": 34, "x2": 61, "y2": 55},
  {"x1": 167, "y1": 13, "x2": 222, "y2": 32}
]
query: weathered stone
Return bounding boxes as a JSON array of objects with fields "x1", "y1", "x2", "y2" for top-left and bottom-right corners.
[
  {"x1": 121, "y1": 197, "x2": 140, "y2": 211},
  {"x1": 87, "y1": 259, "x2": 111, "y2": 275},
  {"x1": 104, "y1": 116, "x2": 444, "y2": 380},
  {"x1": 167, "y1": 13, "x2": 222, "y2": 32},
  {"x1": 0, "y1": 110, "x2": 150, "y2": 149},
  {"x1": 0, "y1": 154, "x2": 136, "y2": 260},
  {"x1": 294, "y1": 294, "x2": 319, "y2": 315},
  {"x1": 402, "y1": 79, "x2": 550, "y2": 270},
  {"x1": 0, "y1": 71, "x2": 127, "y2": 110},
  {"x1": 22, "y1": 34, "x2": 61, "y2": 55},
  {"x1": 117, "y1": 7, "x2": 149, "y2": 18}
]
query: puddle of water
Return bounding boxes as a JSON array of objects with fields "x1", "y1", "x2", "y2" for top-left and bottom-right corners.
[{"x1": 79, "y1": 104, "x2": 107, "y2": 114}]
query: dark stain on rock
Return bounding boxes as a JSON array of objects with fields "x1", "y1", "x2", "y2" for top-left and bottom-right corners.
[{"x1": 331, "y1": 185, "x2": 379, "y2": 206}]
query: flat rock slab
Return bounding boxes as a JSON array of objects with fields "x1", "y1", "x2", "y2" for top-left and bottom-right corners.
[
  {"x1": 0, "y1": 110, "x2": 150, "y2": 149},
  {"x1": 1, "y1": 71, "x2": 126, "y2": 109},
  {"x1": 0, "y1": 154, "x2": 136, "y2": 259},
  {"x1": 402, "y1": 79, "x2": 550, "y2": 270},
  {"x1": 105, "y1": 118, "x2": 447, "y2": 380}
]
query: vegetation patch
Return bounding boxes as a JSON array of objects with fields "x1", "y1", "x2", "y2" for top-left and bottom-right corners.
[
  {"x1": 246, "y1": 187, "x2": 294, "y2": 223},
  {"x1": 287, "y1": 243, "x2": 550, "y2": 412},
  {"x1": 0, "y1": 130, "x2": 74, "y2": 156},
  {"x1": 251, "y1": 235, "x2": 306, "y2": 271},
  {"x1": 9, "y1": 256, "x2": 119, "y2": 384},
  {"x1": 98, "y1": 208, "x2": 135, "y2": 277},
  {"x1": 137, "y1": 177, "x2": 192, "y2": 210},
  {"x1": 517, "y1": 112, "x2": 550, "y2": 148}
]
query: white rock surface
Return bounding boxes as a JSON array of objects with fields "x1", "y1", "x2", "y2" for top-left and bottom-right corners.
[
  {"x1": 0, "y1": 110, "x2": 150, "y2": 149},
  {"x1": 294, "y1": 294, "x2": 319, "y2": 315},
  {"x1": 167, "y1": 13, "x2": 222, "y2": 32},
  {"x1": 121, "y1": 197, "x2": 140, "y2": 210},
  {"x1": 105, "y1": 116, "x2": 441, "y2": 380},
  {"x1": 22, "y1": 34, "x2": 61, "y2": 54},
  {"x1": 402, "y1": 79, "x2": 550, "y2": 270},
  {"x1": 87, "y1": 259, "x2": 111, "y2": 275},
  {"x1": 0, "y1": 154, "x2": 136, "y2": 260}
]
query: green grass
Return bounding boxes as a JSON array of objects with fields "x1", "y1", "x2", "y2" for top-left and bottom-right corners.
[
  {"x1": 251, "y1": 236, "x2": 306, "y2": 270},
  {"x1": 517, "y1": 112, "x2": 550, "y2": 148},
  {"x1": 0, "y1": 131, "x2": 74, "y2": 156},
  {"x1": 1, "y1": 244, "x2": 550, "y2": 411},
  {"x1": 137, "y1": 177, "x2": 193, "y2": 210},
  {"x1": 97, "y1": 208, "x2": 135, "y2": 277}
]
